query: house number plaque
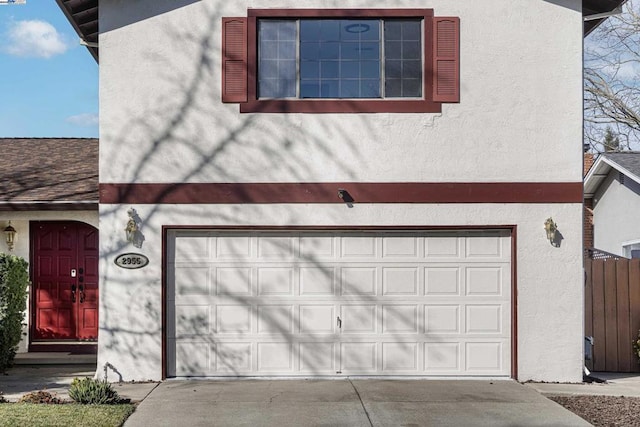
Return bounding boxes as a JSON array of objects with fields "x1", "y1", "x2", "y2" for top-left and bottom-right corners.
[{"x1": 114, "y1": 253, "x2": 149, "y2": 269}]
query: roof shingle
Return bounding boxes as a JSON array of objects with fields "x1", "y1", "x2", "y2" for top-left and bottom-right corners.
[{"x1": 0, "y1": 138, "x2": 98, "y2": 205}]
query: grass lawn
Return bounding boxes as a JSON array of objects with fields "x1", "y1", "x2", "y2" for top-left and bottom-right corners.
[{"x1": 0, "y1": 403, "x2": 135, "y2": 427}]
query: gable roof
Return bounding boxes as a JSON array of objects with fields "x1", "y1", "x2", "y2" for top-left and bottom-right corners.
[
  {"x1": 57, "y1": 0, "x2": 628, "y2": 63},
  {"x1": 584, "y1": 152, "x2": 640, "y2": 197},
  {"x1": 0, "y1": 138, "x2": 98, "y2": 210}
]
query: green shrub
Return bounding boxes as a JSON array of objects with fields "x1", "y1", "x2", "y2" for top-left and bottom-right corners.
[
  {"x1": 69, "y1": 378, "x2": 127, "y2": 405},
  {"x1": 0, "y1": 254, "x2": 29, "y2": 373},
  {"x1": 18, "y1": 391, "x2": 63, "y2": 404}
]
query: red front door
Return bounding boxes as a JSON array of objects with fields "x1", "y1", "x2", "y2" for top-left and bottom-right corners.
[{"x1": 31, "y1": 221, "x2": 99, "y2": 341}]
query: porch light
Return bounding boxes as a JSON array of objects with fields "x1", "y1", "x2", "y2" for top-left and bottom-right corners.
[
  {"x1": 4, "y1": 221, "x2": 16, "y2": 251},
  {"x1": 544, "y1": 217, "x2": 558, "y2": 247}
]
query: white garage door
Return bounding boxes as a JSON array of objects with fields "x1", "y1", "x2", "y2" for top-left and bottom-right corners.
[{"x1": 166, "y1": 230, "x2": 511, "y2": 377}]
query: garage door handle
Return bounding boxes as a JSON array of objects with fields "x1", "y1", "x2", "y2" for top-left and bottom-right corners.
[{"x1": 337, "y1": 316, "x2": 342, "y2": 329}]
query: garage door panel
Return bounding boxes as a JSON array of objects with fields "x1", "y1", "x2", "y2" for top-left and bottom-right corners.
[
  {"x1": 382, "y1": 236, "x2": 419, "y2": 258},
  {"x1": 258, "y1": 237, "x2": 295, "y2": 259},
  {"x1": 216, "y1": 267, "x2": 252, "y2": 296},
  {"x1": 425, "y1": 305, "x2": 460, "y2": 334},
  {"x1": 382, "y1": 267, "x2": 419, "y2": 296},
  {"x1": 425, "y1": 342, "x2": 461, "y2": 372},
  {"x1": 168, "y1": 230, "x2": 511, "y2": 377},
  {"x1": 465, "y1": 305, "x2": 504, "y2": 334},
  {"x1": 465, "y1": 341, "x2": 504, "y2": 372},
  {"x1": 216, "y1": 305, "x2": 252, "y2": 334},
  {"x1": 175, "y1": 235, "x2": 211, "y2": 262},
  {"x1": 299, "y1": 342, "x2": 335, "y2": 372},
  {"x1": 300, "y1": 236, "x2": 335, "y2": 259},
  {"x1": 257, "y1": 305, "x2": 294, "y2": 334},
  {"x1": 382, "y1": 342, "x2": 419, "y2": 372},
  {"x1": 341, "y1": 342, "x2": 377, "y2": 372},
  {"x1": 425, "y1": 267, "x2": 461, "y2": 296},
  {"x1": 175, "y1": 266, "x2": 210, "y2": 296},
  {"x1": 341, "y1": 236, "x2": 377, "y2": 258},
  {"x1": 300, "y1": 267, "x2": 335, "y2": 296},
  {"x1": 176, "y1": 341, "x2": 211, "y2": 376},
  {"x1": 465, "y1": 266, "x2": 506, "y2": 296},
  {"x1": 257, "y1": 267, "x2": 294, "y2": 296},
  {"x1": 341, "y1": 267, "x2": 377, "y2": 296},
  {"x1": 258, "y1": 342, "x2": 294, "y2": 372},
  {"x1": 217, "y1": 342, "x2": 252, "y2": 373},
  {"x1": 382, "y1": 305, "x2": 419, "y2": 334},
  {"x1": 175, "y1": 304, "x2": 211, "y2": 336},
  {"x1": 299, "y1": 305, "x2": 335, "y2": 334},
  {"x1": 216, "y1": 236, "x2": 251, "y2": 259},
  {"x1": 341, "y1": 305, "x2": 377, "y2": 334}
]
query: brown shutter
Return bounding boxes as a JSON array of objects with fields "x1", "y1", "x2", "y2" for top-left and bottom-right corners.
[
  {"x1": 222, "y1": 17, "x2": 248, "y2": 103},
  {"x1": 432, "y1": 17, "x2": 460, "y2": 103}
]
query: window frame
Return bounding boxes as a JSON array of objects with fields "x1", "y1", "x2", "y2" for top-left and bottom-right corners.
[{"x1": 241, "y1": 9, "x2": 440, "y2": 113}]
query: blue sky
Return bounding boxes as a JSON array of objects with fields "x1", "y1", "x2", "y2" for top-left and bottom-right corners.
[{"x1": 0, "y1": 1, "x2": 98, "y2": 138}]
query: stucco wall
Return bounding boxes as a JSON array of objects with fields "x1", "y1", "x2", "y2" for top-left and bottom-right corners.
[
  {"x1": 0, "y1": 211, "x2": 99, "y2": 353},
  {"x1": 593, "y1": 172, "x2": 640, "y2": 256},
  {"x1": 98, "y1": 203, "x2": 583, "y2": 382},
  {"x1": 97, "y1": 0, "x2": 585, "y2": 382},
  {"x1": 99, "y1": 0, "x2": 584, "y2": 184}
]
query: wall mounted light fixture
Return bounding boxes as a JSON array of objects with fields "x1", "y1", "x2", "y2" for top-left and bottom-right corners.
[
  {"x1": 4, "y1": 221, "x2": 16, "y2": 252},
  {"x1": 544, "y1": 217, "x2": 559, "y2": 247}
]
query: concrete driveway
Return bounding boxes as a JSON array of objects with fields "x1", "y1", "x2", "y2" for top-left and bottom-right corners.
[{"x1": 124, "y1": 379, "x2": 590, "y2": 427}]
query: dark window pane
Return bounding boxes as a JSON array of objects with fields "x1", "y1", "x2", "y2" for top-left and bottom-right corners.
[
  {"x1": 341, "y1": 61, "x2": 360, "y2": 78},
  {"x1": 320, "y1": 80, "x2": 339, "y2": 98},
  {"x1": 341, "y1": 80, "x2": 360, "y2": 97},
  {"x1": 259, "y1": 60, "x2": 279, "y2": 78},
  {"x1": 385, "y1": 60, "x2": 401, "y2": 78},
  {"x1": 319, "y1": 42, "x2": 339, "y2": 59},
  {"x1": 384, "y1": 21, "x2": 402, "y2": 41},
  {"x1": 280, "y1": 60, "x2": 296, "y2": 78},
  {"x1": 403, "y1": 79, "x2": 421, "y2": 97},
  {"x1": 361, "y1": 60, "x2": 380, "y2": 78},
  {"x1": 260, "y1": 41, "x2": 278, "y2": 59},
  {"x1": 320, "y1": 20, "x2": 341, "y2": 41},
  {"x1": 360, "y1": 42, "x2": 379, "y2": 60},
  {"x1": 385, "y1": 41, "x2": 402, "y2": 59},
  {"x1": 341, "y1": 43, "x2": 360, "y2": 60},
  {"x1": 278, "y1": 21, "x2": 296, "y2": 40},
  {"x1": 300, "y1": 42, "x2": 320, "y2": 60},
  {"x1": 402, "y1": 21, "x2": 421, "y2": 40},
  {"x1": 404, "y1": 60, "x2": 421, "y2": 78},
  {"x1": 321, "y1": 61, "x2": 339, "y2": 78},
  {"x1": 361, "y1": 80, "x2": 380, "y2": 97},
  {"x1": 385, "y1": 79, "x2": 401, "y2": 97},
  {"x1": 260, "y1": 21, "x2": 279, "y2": 40},
  {"x1": 280, "y1": 41, "x2": 296, "y2": 59},
  {"x1": 300, "y1": 81, "x2": 320, "y2": 98},
  {"x1": 402, "y1": 41, "x2": 421, "y2": 60},
  {"x1": 300, "y1": 20, "x2": 321, "y2": 41},
  {"x1": 301, "y1": 62, "x2": 319, "y2": 79}
]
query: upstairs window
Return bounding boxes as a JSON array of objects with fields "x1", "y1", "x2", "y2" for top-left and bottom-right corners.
[
  {"x1": 258, "y1": 19, "x2": 423, "y2": 99},
  {"x1": 222, "y1": 9, "x2": 459, "y2": 113}
]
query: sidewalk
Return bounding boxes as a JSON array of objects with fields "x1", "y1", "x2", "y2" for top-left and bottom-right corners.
[
  {"x1": 0, "y1": 353, "x2": 158, "y2": 403},
  {"x1": 526, "y1": 372, "x2": 640, "y2": 397}
]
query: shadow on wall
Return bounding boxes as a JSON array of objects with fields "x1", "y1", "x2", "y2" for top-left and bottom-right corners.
[{"x1": 96, "y1": 2, "x2": 376, "y2": 379}]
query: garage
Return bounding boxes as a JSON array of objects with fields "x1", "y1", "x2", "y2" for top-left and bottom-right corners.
[{"x1": 166, "y1": 229, "x2": 512, "y2": 377}]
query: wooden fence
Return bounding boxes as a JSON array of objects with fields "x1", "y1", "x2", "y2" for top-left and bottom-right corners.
[{"x1": 585, "y1": 258, "x2": 640, "y2": 372}]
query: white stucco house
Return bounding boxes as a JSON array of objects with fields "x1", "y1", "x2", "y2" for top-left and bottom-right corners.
[
  {"x1": 585, "y1": 152, "x2": 640, "y2": 258},
  {"x1": 55, "y1": 0, "x2": 625, "y2": 383}
]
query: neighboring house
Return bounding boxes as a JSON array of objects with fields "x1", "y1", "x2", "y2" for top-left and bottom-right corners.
[
  {"x1": 585, "y1": 152, "x2": 640, "y2": 258},
  {"x1": 56, "y1": 0, "x2": 624, "y2": 383},
  {"x1": 0, "y1": 138, "x2": 99, "y2": 353}
]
